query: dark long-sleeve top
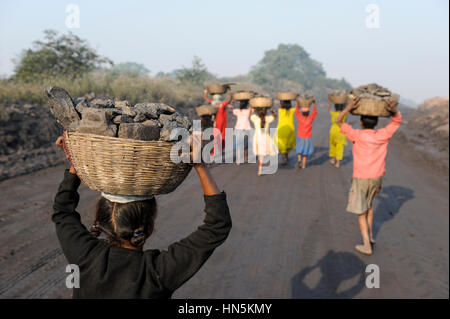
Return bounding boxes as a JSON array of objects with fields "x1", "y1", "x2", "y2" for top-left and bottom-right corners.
[{"x1": 52, "y1": 169, "x2": 232, "y2": 299}]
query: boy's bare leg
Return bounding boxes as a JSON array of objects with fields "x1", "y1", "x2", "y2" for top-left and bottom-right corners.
[
  {"x1": 335, "y1": 160, "x2": 340, "y2": 168},
  {"x1": 367, "y1": 207, "x2": 375, "y2": 244},
  {"x1": 302, "y1": 156, "x2": 307, "y2": 169},
  {"x1": 297, "y1": 154, "x2": 302, "y2": 168},
  {"x1": 356, "y1": 212, "x2": 373, "y2": 255},
  {"x1": 330, "y1": 157, "x2": 336, "y2": 165}
]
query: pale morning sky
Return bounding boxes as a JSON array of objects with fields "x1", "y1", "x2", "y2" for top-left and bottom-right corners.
[{"x1": 0, "y1": 0, "x2": 448, "y2": 104}]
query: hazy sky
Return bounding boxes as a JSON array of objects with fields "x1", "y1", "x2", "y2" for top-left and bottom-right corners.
[{"x1": 0, "y1": 0, "x2": 448, "y2": 104}]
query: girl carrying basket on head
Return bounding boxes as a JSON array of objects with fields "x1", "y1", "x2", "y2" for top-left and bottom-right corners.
[{"x1": 52, "y1": 134, "x2": 232, "y2": 298}]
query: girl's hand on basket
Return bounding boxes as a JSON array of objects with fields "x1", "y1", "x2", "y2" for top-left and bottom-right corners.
[{"x1": 55, "y1": 134, "x2": 77, "y2": 174}]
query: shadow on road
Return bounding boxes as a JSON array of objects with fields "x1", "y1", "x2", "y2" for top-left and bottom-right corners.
[
  {"x1": 291, "y1": 250, "x2": 366, "y2": 298},
  {"x1": 305, "y1": 146, "x2": 352, "y2": 168},
  {"x1": 373, "y1": 185, "x2": 415, "y2": 238}
]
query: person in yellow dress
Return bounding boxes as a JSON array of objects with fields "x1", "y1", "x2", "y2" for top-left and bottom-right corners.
[
  {"x1": 328, "y1": 101, "x2": 348, "y2": 168},
  {"x1": 276, "y1": 100, "x2": 296, "y2": 165}
]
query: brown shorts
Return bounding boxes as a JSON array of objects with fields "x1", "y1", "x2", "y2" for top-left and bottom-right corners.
[{"x1": 346, "y1": 177, "x2": 382, "y2": 215}]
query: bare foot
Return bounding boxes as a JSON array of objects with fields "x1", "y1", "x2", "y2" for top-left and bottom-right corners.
[
  {"x1": 355, "y1": 244, "x2": 373, "y2": 256},
  {"x1": 330, "y1": 158, "x2": 336, "y2": 165},
  {"x1": 297, "y1": 161, "x2": 302, "y2": 169},
  {"x1": 335, "y1": 161, "x2": 340, "y2": 168},
  {"x1": 302, "y1": 162, "x2": 306, "y2": 169}
]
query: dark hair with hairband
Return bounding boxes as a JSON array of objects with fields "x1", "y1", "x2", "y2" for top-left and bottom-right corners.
[{"x1": 90, "y1": 197, "x2": 157, "y2": 248}]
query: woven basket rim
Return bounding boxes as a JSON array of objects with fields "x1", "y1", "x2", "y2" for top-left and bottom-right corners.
[
  {"x1": 66, "y1": 131, "x2": 177, "y2": 145},
  {"x1": 234, "y1": 91, "x2": 255, "y2": 100},
  {"x1": 250, "y1": 96, "x2": 273, "y2": 108},
  {"x1": 196, "y1": 105, "x2": 218, "y2": 116},
  {"x1": 276, "y1": 92, "x2": 299, "y2": 101},
  {"x1": 349, "y1": 98, "x2": 391, "y2": 117},
  {"x1": 64, "y1": 131, "x2": 192, "y2": 195},
  {"x1": 206, "y1": 83, "x2": 227, "y2": 94},
  {"x1": 329, "y1": 94, "x2": 348, "y2": 104}
]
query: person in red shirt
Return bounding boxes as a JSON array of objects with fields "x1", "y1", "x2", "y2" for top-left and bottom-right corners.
[
  {"x1": 204, "y1": 88, "x2": 233, "y2": 157},
  {"x1": 295, "y1": 99, "x2": 318, "y2": 169},
  {"x1": 335, "y1": 97, "x2": 401, "y2": 256}
]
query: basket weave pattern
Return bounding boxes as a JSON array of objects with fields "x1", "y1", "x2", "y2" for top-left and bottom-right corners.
[
  {"x1": 65, "y1": 132, "x2": 192, "y2": 195},
  {"x1": 298, "y1": 99, "x2": 314, "y2": 108},
  {"x1": 207, "y1": 84, "x2": 227, "y2": 94},
  {"x1": 196, "y1": 105, "x2": 219, "y2": 116},
  {"x1": 350, "y1": 98, "x2": 391, "y2": 117},
  {"x1": 234, "y1": 91, "x2": 255, "y2": 101},
  {"x1": 250, "y1": 97, "x2": 273, "y2": 108},
  {"x1": 276, "y1": 92, "x2": 298, "y2": 101},
  {"x1": 329, "y1": 95, "x2": 348, "y2": 104}
]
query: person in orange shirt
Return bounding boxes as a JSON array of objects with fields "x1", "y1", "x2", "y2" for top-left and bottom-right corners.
[
  {"x1": 335, "y1": 96, "x2": 402, "y2": 256},
  {"x1": 295, "y1": 99, "x2": 318, "y2": 169}
]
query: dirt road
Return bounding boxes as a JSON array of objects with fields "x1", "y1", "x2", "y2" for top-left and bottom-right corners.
[{"x1": 0, "y1": 108, "x2": 448, "y2": 298}]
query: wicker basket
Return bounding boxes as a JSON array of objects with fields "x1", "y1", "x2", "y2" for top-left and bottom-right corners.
[
  {"x1": 297, "y1": 99, "x2": 314, "y2": 108},
  {"x1": 196, "y1": 105, "x2": 219, "y2": 116},
  {"x1": 234, "y1": 91, "x2": 255, "y2": 101},
  {"x1": 64, "y1": 132, "x2": 192, "y2": 195},
  {"x1": 329, "y1": 94, "x2": 348, "y2": 104},
  {"x1": 207, "y1": 84, "x2": 227, "y2": 94},
  {"x1": 348, "y1": 95, "x2": 391, "y2": 117},
  {"x1": 249, "y1": 96, "x2": 273, "y2": 108},
  {"x1": 276, "y1": 92, "x2": 299, "y2": 101}
]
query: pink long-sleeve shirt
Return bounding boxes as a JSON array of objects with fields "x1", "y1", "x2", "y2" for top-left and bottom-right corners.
[{"x1": 340, "y1": 112, "x2": 402, "y2": 179}]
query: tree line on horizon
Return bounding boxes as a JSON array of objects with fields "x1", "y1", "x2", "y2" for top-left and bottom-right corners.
[{"x1": 2, "y1": 30, "x2": 351, "y2": 106}]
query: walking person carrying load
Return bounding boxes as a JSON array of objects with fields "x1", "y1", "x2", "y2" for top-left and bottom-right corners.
[
  {"x1": 52, "y1": 135, "x2": 231, "y2": 298},
  {"x1": 231, "y1": 91, "x2": 255, "y2": 165},
  {"x1": 295, "y1": 95, "x2": 318, "y2": 169},
  {"x1": 328, "y1": 90, "x2": 349, "y2": 168},
  {"x1": 335, "y1": 84, "x2": 402, "y2": 256},
  {"x1": 275, "y1": 92, "x2": 298, "y2": 165},
  {"x1": 46, "y1": 87, "x2": 232, "y2": 298},
  {"x1": 203, "y1": 84, "x2": 233, "y2": 157},
  {"x1": 249, "y1": 97, "x2": 278, "y2": 176}
]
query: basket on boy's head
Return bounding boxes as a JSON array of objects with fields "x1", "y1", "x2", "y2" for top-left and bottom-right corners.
[{"x1": 347, "y1": 83, "x2": 400, "y2": 118}]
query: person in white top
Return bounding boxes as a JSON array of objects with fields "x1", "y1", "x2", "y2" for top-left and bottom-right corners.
[
  {"x1": 230, "y1": 100, "x2": 253, "y2": 165},
  {"x1": 250, "y1": 107, "x2": 278, "y2": 176}
]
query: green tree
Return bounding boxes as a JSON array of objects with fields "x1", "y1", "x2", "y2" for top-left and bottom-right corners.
[
  {"x1": 110, "y1": 62, "x2": 150, "y2": 77},
  {"x1": 250, "y1": 44, "x2": 351, "y2": 92},
  {"x1": 174, "y1": 56, "x2": 210, "y2": 85},
  {"x1": 13, "y1": 29, "x2": 112, "y2": 81}
]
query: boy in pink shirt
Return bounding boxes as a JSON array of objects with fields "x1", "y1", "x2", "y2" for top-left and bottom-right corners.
[{"x1": 335, "y1": 97, "x2": 402, "y2": 256}]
